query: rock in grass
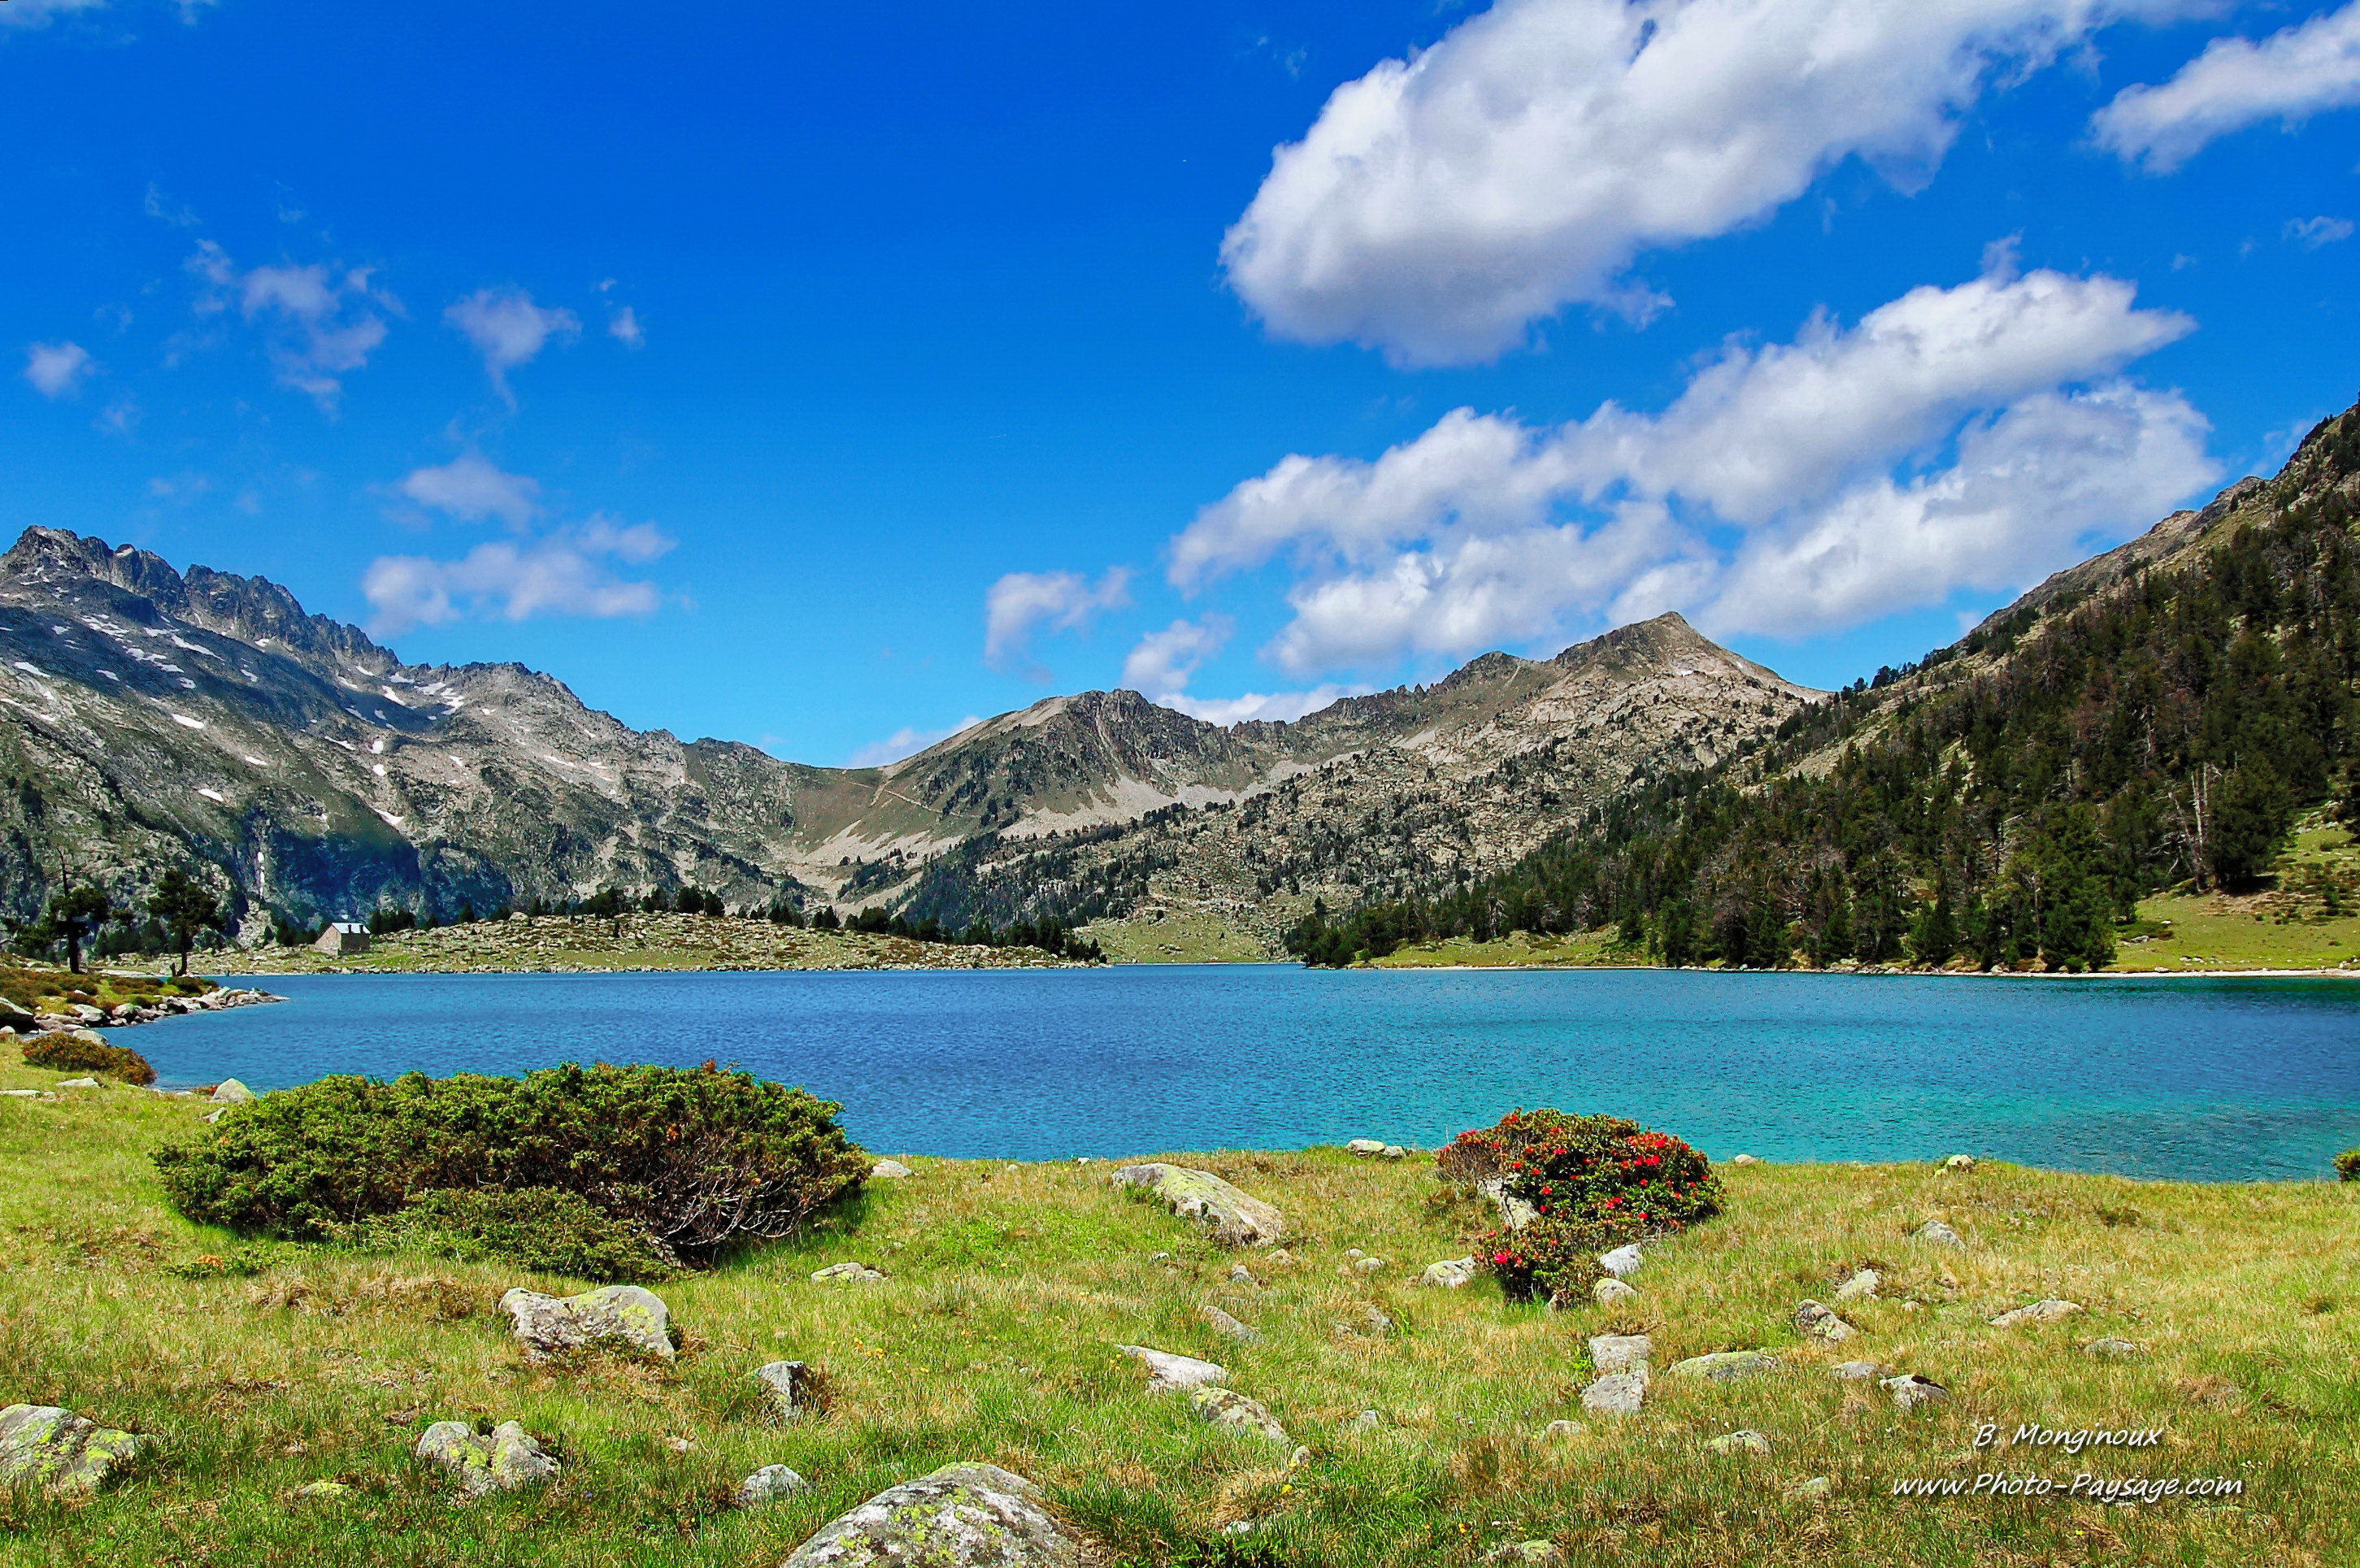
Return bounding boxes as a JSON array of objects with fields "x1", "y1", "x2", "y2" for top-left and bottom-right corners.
[
  {"x1": 1119, "y1": 1345, "x2": 1228, "y2": 1392},
  {"x1": 1480, "y1": 1179, "x2": 1541, "y2": 1231},
  {"x1": 1832, "y1": 1269, "x2": 1880, "y2": 1304},
  {"x1": 1336, "y1": 1306, "x2": 1393, "y2": 1339},
  {"x1": 209, "y1": 1079, "x2": 255, "y2": 1104},
  {"x1": 2084, "y1": 1337, "x2": 2145, "y2": 1360},
  {"x1": 1423, "y1": 1257, "x2": 1476, "y2": 1288},
  {"x1": 1669, "y1": 1350, "x2": 1779, "y2": 1383},
  {"x1": 1592, "y1": 1277, "x2": 1639, "y2": 1305},
  {"x1": 1941, "y1": 1153, "x2": 1977, "y2": 1172},
  {"x1": 498, "y1": 1284, "x2": 673, "y2": 1362},
  {"x1": 1543, "y1": 1418, "x2": 1586, "y2": 1440},
  {"x1": 753, "y1": 1361, "x2": 811, "y2": 1420},
  {"x1": 1989, "y1": 1299, "x2": 2083, "y2": 1329},
  {"x1": 1831, "y1": 1360, "x2": 1886, "y2": 1381},
  {"x1": 289, "y1": 1479, "x2": 355, "y2": 1503},
  {"x1": 1351, "y1": 1256, "x2": 1387, "y2": 1275},
  {"x1": 737, "y1": 1464, "x2": 812, "y2": 1506},
  {"x1": 1784, "y1": 1476, "x2": 1834, "y2": 1501},
  {"x1": 1202, "y1": 1305, "x2": 1260, "y2": 1343},
  {"x1": 53, "y1": 1077, "x2": 99, "y2": 1089},
  {"x1": 1794, "y1": 1300, "x2": 1860, "y2": 1343},
  {"x1": 1597, "y1": 1244, "x2": 1644, "y2": 1279},
  {"x1": 1345, "y1": 1139, "x2": 1386, "y2": 1156},
  {"x1": 1111, "y1": 1164, "x2": 1284, "y2": 1249},
  {"x1": 811, "y1": 1261, "x2": 888, "y2": 1285},
  {"x1": 1730, "y1": 1153, "x2": 1762, "y2": 1166},
  {"x1": 1189, "y1": 1388, "x2": 1289, "y2": 1444},
  {"x1": 781, "y1": 1462, "x2": 1080, "y2": 1567},
  {"x1": 1347, "y1": 1409, "x2": 1381, "y2": 1432},
  {"x1": 1484, "y1": 1542, "x2": 1565, "y2": 1564},
  {"x1": 414, "y1": 1420, "x2": 558, "y2": 1497},
  {"x1": 1579, "y1": 1369, "x2": 1648, "y2": 1416},
  {"x1": 1911, "y1": 1220, "x2": 1966, "y2": 1249},
  {"x1": 1706, "y1": 1430, "x2": 1771, "y2": 1455},
  {"x1": 1587, "y1": 1334, "x2": 1652, "y2": 1375},
  {"x1": 1380, "y1": 1145, "x2": 1406, "y2": 1159},
  {"x1": 870, "y1": 1159, "x2": 913, "y2": 1179},
  {"x1": 0, "y1": 1405, "x2": 149, "y2": 1496},
  {"x1": 1881, "y1": 1374, "x2": 1949, "y2": 1412}
]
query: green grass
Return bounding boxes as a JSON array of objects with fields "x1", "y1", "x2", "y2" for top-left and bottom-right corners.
[
  {"x1": 4, "y1": 1042, "x2": 2357, "y2": 1566},
  {"x1": 1081, "y1": 909, "x2": 1279, "y2": 965},
  {"x1": 1372, "y1": 928, "x2": 1640, "y2": 970}
]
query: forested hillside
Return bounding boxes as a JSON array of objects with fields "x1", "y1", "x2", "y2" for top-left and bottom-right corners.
[{"x1": 1286, "y1": 399, "x2": 2360, "y2": 971}]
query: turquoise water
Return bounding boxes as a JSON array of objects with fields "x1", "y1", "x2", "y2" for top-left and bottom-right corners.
[{"x1": 146, "y1": 966, "x2": 2360, "y2": 1181}]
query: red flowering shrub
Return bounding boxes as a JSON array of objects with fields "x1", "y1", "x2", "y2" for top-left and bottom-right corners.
[{"x1": 1441, "y1": 1109, "x2": 1724, "y2": 1301}]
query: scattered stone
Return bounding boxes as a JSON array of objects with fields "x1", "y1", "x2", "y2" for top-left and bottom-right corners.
[
  {"x1": 1111, "y1": 1163, "x2": 1285, "y2": 1248},
  {"x1": 1670, "y1": 1351, "x2": 1779, "y2": 1383},
  {"x1": 1784, "y1": 1476, "x2": 1834, "y2": 1502},
  {"x1": 870, "y1": 1159, "x2": 913, "y2": 1179},
  {"x1": 1593, "y1": 1277, "x2": 1639, "y2": 1305},
  {"x1": 1587, "y1": 1334, "x2": 1652, "y2": 1375},
  {"x1": 1344, "y1": 1249, "x2": 1364, "y2": 1260},
  {"x1": 1597, "y1": 1244, "x2": 1644, "y2": 1279},
  {"x1": 1579, "y1": 1369, "x2": 1648, "y2": 1416},
  {"x1": 1, "y1": 1089, "x2": 43, "y2": 1099},
  {"x1": 1339, "y1": 1306, "x2": 1393, "y2": 1338},
  {"x1": 1351, "y1": 1256, "x2": 1387, "y2": 1275},
  {"x1": 1831, "y1": 1360, "x2": 1887, "y2": 1381},
  {"x1": 1484, "y1": 1541, "x2": 1565, "y2": 1564},
  {"x1": 414, "y1": 1420, "x2": 559, "y2": 1497},
  {"x1": 2084, "y1": 1337, "x2": 2146, "y2": 1360},
  {"x1": 1422, "y1": 1257, "x2": 1476, "y2": 1288},
  {"x1": 1794, "y1": 1300, "x2": 1860, "y2": 1343},
  {"x1": 1706, "y1": 1429, "x2": 1771, "y2": 1455},
  {"x1": 1119, "y1": 1345, "x2": 1228, "y2": 1392},
  {"x1": 1881, "y1": 1373, "x2": 1949, "y2": 1412},
  {"x1": 498, "y1": 1284, "x2": 674, "y2": 1362},
  {"x1": 1345, "y1": 1139, "x2": 1386, "y2": 1156},
  {"x1": 52, "y1": 1077, "x2": 99, "y2": 1089},
  {"x1": 1912, "y1": 1220, "x2": 1966, "y2": 1249},
  {"x1": 1380, "y1": 1145, "x2": 1406, "y2": 1160},
  {"x1": 289, "y1": 1479, "x2": 354, "y2": 1503},
  {"x1": 209, "y1": 1079, "x2": 255, "y2": 1104},
  {"x1": 1202, "y1": 1305, "x2": 1260, "y2": 1343},
  {"x1": 737, "y1": 1464, "x2": 813, "y2": 1506},
  {"x1": 780, "y1": 1462, "x2": 1081, "y2": 1567},
  {"x1": 1941, "y1": 1154, "x2": 1977, "y2": 1172},
  {"x1": 1989, "y1": 1299, "x2": 2083, "y2": 1329},
  {"x1": 1263, "y1": 1249, "x2": 1296, "y2": 1267},
  {"x1": 1189, "y1": 1387, "x2": 1289, "y2": 1444},
  {"x1": 1542, "y1": 1418, "x2": 1586, "y2": 1440},
  {"x1": 753, "y1": 1361, "x2": 811, "y2": 1420},
  {"x1": 1832, "y1": 1269, "x2": 1880, "y2": 1304},
  {"x1": 1730, "y1": 1153, "x2": 1762, "y2": 1166},
  {"x1": 0, "y1": 1405, "x2": 149, "y2": 1496},
  {"x1": 1347, "y1": 1409, "x2": 1381, "y2": 1432},
  {"x1": 811, "y1": 1261, "x2": 889, "y2": 1285}
]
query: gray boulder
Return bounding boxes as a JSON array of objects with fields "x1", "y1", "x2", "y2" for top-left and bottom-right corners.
[
  {"x1": 1202, "y1": 1306, "x2": 1260, "y2": 1343},
  {"x1": 1592, "y1": 1277, "x2": 1639, "y2": 1305},
  {"x1": 415, "y1": 1420, "x2": 559, "y2": 1497},
  {"x1": 1832, "y1": 1269, "x2": 1880, "y2": 1303},
  {"x1": 1830, "y1": 1360, "x2": 1886, "y2": 1381},
  {"x1": 1542, "y1": 1418, "x2": 1586, "y2": 1440},
  {"x1": 1940, "y1": 1154, "x2": 1977, "y2": 1172},
  {"x1": 1784, "y1": 1476, "x2": 1834, "y2": 1501},
  {"x1": 498, "y1": 1284, "x2": 674, "y2": 1362},
  {"x1": 870, "y1": 1159, "x2": 913, "y2": 1179},
  {"x1": 209, "y1": 1079, "x2": 256, "y2": 1104},
  {"x1": 1881, "y1": 1373, "x2": 1949, "y2": 1412},
  {"x1": 2084, "y1": 1337, "x2": 2145, "y2": 1360},
  {"x1": 1118, "y1": 1345, "x2": 1227, "y2": 1392},
  {"x1": 1706, "y1": 1429, "x2": 1771, "y2": 1455},
  {"x1": 1597, "y1": 1244, "x2": 1644, "y2": 1279},
  {"x1": 0, "y1": 1404, "x2": 149, "y2": 1496},
  {"x1": 1351, "y1": 1256, "x2": 1387, "y2": 1275},
  {"x1": 1729, "y1": 1153, "x2": 1762, "y2": 1166},
  {"x1": 1587, "y1": 1334, "x2": 1652, "y2": 1375},
  {"x1": 1793, "y1": 1300, "x2": 1860, "y2": 1343},
  {"x1": 1911, "y1": 1220, "x2": 1966, "y2": 1249},
  {"x1": 811, "y1": 1262, "x2": 889, "y2": 1284},
  {"x1": 1989, "y1": 1299, "x2": 2083, "y2": 1329},
  {"x1": 1479, "y1": 1179, "x2": 1540, "y2": 1231},
  {"x1": 1669, "y1": 1350, "x2": 1779, "y2": 1383},
  {"x1": 1189, "y1": 1388, "x2": 1289, "y2": 1444},
  {"x1": 737, "y1": 1464, "x2": 812, "y2": 1506},
  {"x1": 1345, "y1": 1139, "x2": 1386, "y2": 1156},
  {"x1": 753, "y1": 1360, "x2": 811, "y2": 1420},
  {"x1": 781, "y1": 1462, "x2": 1080, "y2": 1567},
  {"x1": 1111, "y1": 1164, "x2": 1285, "y2": 1248},
  {"x1": 1422, "y1": 1257, "x2": 1476, "y2": 1288},
  {"x1": 1484, "y1": 1543, "x2": 1565, "y2": 1565},
  {"x1": 1579, "y1": 1369, "x2": 1648, "y2": 1416}
]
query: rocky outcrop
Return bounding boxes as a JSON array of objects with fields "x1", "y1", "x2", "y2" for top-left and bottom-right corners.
[
  {"x1": 498, "y1": 1285, "x2": 673, "y2": 1361},
  {"x1": 780, "y1": 1462, "x2": 1081, "y2": 1566},
  {"x1": 0, "y1": 1404, "x2": 148, "y2": 1495},
  {"x1": 1110, "y1": 1164, "x2": 1284, "y2": 1248},
  {"x1": 414, "y1": 1420, "x2": 559, "y2": 1496}
]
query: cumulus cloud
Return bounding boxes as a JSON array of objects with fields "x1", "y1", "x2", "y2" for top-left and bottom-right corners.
[
  {"x1": 607, "y1": 306, "x2": 645, "y2": 348},
  {"x1": 188, "y1": 241, "x2": 396, "y2": 407},
  {"x1": 0, "y1": 0, "x2": 107, "y2": 28},
  {"x1": 2093, "y1": 1, "x2": 2360, "y2": 172},
  {"x1": 361, "y1": 518, "x2": 676, "y2": 636},
  {"x1": 445, "y1": 287, "x2": 580, "y2": 401},
  {"x1": 982, "y1": 567, "x2": 1132, "y2": 676},
  {"x1": 1222, "y1": 0, "x2": 2191, "y2": 365},
  {"x1": 845, "y1": 715, "x2": 986, "y2": 770},
  {"x1": 24, "y1": 341, "x2": 94, "y2": 398},
  {"x1": 1173, "y1": 262, "x2": 2214, "y2": 668},
  {"x1": 1119, "y1": 616, "x2": 1234, "y2": 699},
  {"x1": 398, "y1": 453, "x2": 542, "y2": 528},
  {"x1": 2285, "y1": 215, "x2": 2355, "y2": 249}
]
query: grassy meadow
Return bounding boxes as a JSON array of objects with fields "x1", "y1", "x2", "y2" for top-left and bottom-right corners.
[{"x1": 3, "y1": 1042, "x2": 2357, "y2": 1566}]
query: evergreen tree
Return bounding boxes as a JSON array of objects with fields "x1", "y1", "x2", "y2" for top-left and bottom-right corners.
[
  {"x1": 149, "y1": 868, "x2": 224, "y2": 977},
  {"x1": 28, "y1": 885, "x2": 112, "y2": 975}
]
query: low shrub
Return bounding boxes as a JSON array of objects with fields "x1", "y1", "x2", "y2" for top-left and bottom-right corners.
[
  {"x1": 20, "y1": 1032, "x2": 156, "y2": 1086},
  {"x1": 346, "y1": 1187, "x2": 682, "y2": 1284},
  {"x1": 1440, "y1": 1108, "x2": 1723, "y2": 1301},
  {"x1": 153, "y1": 1061, "x2": 869, "y2": 1266},
  {"x1": 2336, "y1": 1148, "x2": 2360, "y2": 1183}
]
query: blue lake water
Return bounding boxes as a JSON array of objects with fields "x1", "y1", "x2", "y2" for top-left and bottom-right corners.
[{"x1": 142, "y1": 966, "x2": 2360, "y2": 1182}]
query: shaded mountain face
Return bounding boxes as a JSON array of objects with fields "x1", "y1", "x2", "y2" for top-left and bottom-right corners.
[{"x1": 0, "y1": 526, "x2": 1820, "y2": 942}]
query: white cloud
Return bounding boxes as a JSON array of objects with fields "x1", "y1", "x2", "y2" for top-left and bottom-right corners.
[
  {"x1": 142, "y1": 182, "x2": 199, "y2": 227},
  {"x1": 845, "y1": 715, "x2": 986, "y2": 769},
  {"x1": 24, "y1": 341, "x2": 94, "y2": 398},
  {"x1": 2093, "y1": 1, "x2": 2360, "y2": 172},
  {"x1": 362, "y1": 522, "x2": 676, "y2": 636},
  {"x1": 398, "y1": 453, "x2": 542, "y2": 528},
  {"x1": 2285, "y1": 215, "x2": 2356, "y2": 248},
  {"x1": 1222, "y1": 0, "x2": 2192, "y2": 365},
  {"x1": 607, "y1": 305, "x2": 645, "y2": 348},
  {"x1": 0, "y1": 0, "x2": 107, "y2": 28},
  {"x1": 446, "y1": 287, "x2": 580, "y2": 401},
  {"x1": 1119, "y1": 615, "x2": 1234, "y2": 698},
  {"x1": 982, "y1": 567, "x2": 1132, "y2": 675},
  {"x1": 1161, "y1": 684, "x2": 1370, "y2": 727},
  {"x1": 187, "y1": 241, "x2": 394, "y2": 407},
  {"x1": 1172, "y1": 262, "x2": 2214, "y2": 669}
]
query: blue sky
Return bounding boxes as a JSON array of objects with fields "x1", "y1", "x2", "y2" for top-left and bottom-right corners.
[{"x1": 4, "y1": 0, "x2": 2356, "y2": 766}]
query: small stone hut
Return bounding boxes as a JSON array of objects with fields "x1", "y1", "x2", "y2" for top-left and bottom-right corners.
[{"x1": 312, "y1": 922, "x2": 371, "y2": 955}]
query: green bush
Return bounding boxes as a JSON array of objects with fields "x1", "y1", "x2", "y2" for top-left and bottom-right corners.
[
  {"x1": 1439, "y1": 1109, "x2": 1723, "y2": 1301},
  {"x1": 153, "y1": 1062, "x2": 869, "y2": 1266},
  {"x1": 2336, "y1": 1149, "x2": 2360, "y2": 1183},
  {"x1": 346, "y1": 1187, "x2": 681, "y2": 1284},
  {"x1": 20, "y1": 1032, "x2": 156, "y2": 1086}
]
